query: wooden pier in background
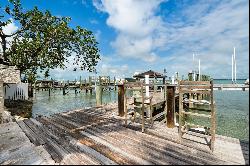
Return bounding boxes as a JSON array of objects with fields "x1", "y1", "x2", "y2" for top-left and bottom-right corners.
[
  {"x1": 213, "y1": 84, "x2": 249, "y2": 91},
  {"x1": 0, "y1": 103, "x2": 248, "y2": 165}
]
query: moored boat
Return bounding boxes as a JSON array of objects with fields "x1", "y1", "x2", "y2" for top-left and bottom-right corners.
[{"x1": 245, "y1": 78, "x2": 249, "y2": 85}]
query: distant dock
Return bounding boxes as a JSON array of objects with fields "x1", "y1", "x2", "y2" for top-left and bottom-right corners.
[{"x1": 213, "y1": 84, "x2": 249, "y2": 91}]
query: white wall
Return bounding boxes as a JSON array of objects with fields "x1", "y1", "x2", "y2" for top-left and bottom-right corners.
[{"x1": 4, "y1": 83, "x2": 28, "y2": 100}]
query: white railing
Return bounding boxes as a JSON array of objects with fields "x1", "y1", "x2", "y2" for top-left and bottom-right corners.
[{"x1": 4, "y1": 83, "x2": 28, "y2": 100}]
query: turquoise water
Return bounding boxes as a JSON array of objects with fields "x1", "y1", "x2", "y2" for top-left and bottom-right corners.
[
  {"x1": 213, "y1": 79, "x2": 246, "y2": 84},
  {"x1": 214, "y1": 90, "x2": 249, "y2": 140},
  {"x1": 31, "y1": 80, "x2": 249, "y2": 140},
  {"x1": 32, "y1": 89, "x2": 118, "y2": 117}
]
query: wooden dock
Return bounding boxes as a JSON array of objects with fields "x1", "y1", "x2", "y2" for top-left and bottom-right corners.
[
  {"x1": 0, "y1": 122, "x2": 55, "y2": 165},
  {"x1": 213, "y1": 84, "x2": 249, "y2": 91},
  {"x1": 0, "y1": 103, "x2": 248, "y2": 165}
]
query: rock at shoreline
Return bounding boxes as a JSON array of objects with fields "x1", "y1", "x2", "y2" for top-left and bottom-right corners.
[{"x1": 4, "y1": 99, "x2": 33, "y2": 118}]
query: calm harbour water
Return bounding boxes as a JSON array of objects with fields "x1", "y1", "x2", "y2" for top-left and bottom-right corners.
[{"x1": 31, "y1": 79, "x2": 249, "y2": 141}]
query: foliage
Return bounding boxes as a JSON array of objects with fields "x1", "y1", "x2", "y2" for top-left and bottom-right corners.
[{"x1": 0, "y1": 0, "x2": 100, "y2": 82}]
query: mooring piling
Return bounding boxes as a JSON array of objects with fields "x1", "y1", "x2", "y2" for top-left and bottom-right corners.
[
  {"x1": 96, "y1": 85, "x2": 103, "y2": 106},
  {"x1": 118, "y1": 84, "x2": 125, "y2": 117}
]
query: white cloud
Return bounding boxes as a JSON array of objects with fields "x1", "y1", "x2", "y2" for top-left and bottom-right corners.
[
  {"x1": 93, "y1": 0, "x2": 166, "y2": 63},
  {"x1": 0, "y1": 20, "x2": 18, "y2": 53},
  {"x1": 94, "y1": 54, "x2": 131, "y2": 77},
  {"x1": 92, "y1": 0, "x2": 248, "y2": 78},
  {"x1": 90, "y1": 19, "x2": 99, "y2": 24},
  {"x1": 34, "y1": 0, "x2": 250, "y2": 80},
  {"x1": 94, "y1": 30, "x2": 101, "y2": 42},
  {"x1": 81, "y1": 0, "x2": 90, "y2": 7},
  {"x1": 2, "y1": 20, "x2": 18, "y2": 35},
  {"x1": 160, "y1": 0, "x2": 249, "y2": 78},
  {"x1": 99, "y1": 64, "x2": 129, "y2": 76}
]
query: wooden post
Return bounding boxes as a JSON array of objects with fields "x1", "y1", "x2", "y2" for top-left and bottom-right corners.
[
  {"x1": 118, "y1": 84, "x2": 125, "y2": 116},
  {"x1": 114, "y1": 76, "x2": 116, "y2": 91},
  {"x1": 154, "y1": 78, "x2": 157, "y2": 93},
  {"x1": 80, "y1": 76, "x2": 82, "y2": 87},
  {"x1": 141, "y1": 85, "x2": 145, "y2": 132},
  {"x1": 124, "y1": 88, "x2": 128, "y2": 125},
  {"x1": 89, "y1": 76, "x2": 92, "y2": 86},
  {"x1": 164, "y1": 84, "x2": 166, "y2": 101},
  {"x1": 0, "y1": 81, "x2": 4, "y2": 115},
  {"x1": 28, "y1": 84, "x2": 33, "y2": 97},
  {"x1": 48, "y1": 88, "x2": 51, "y2": 96},
  {"x1": 63, "y1": 86, "x2": 66, "y2": 95},
  {"x1": 96, "y1": 85, "x2": 102, "y2": 106},
  {"x1": 99, "y1": 76, "x2": 102, "y2": 86},
  {"x1": 165, "y1": 85, "x2": 176, "y2": 128},
  {"x1": 210, "y1": 80, "x2": 216, "y2": 151},
  {"x1": 188, "y1": 73, "x2": 193, "y2": 81},
  {"x1": 145, "y1": 75, "x2": 150, "y2": 98},
  {"x1": 84, "y1": 78, "x2": 86, "y2": 86},
  {"x1": 178, "y1": 82, "x2": 183, "y2": 142},
  {"x1": 34, "y1": 81, "x2": 36, "y2": 95}
]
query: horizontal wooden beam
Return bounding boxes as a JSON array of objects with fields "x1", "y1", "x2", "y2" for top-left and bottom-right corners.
[
  {"x1": 181, "y1": 111, "x2": 211, "y2": 118},
  {"x1": 179, "y1": 81, "x2": 211, "y2": 85}
]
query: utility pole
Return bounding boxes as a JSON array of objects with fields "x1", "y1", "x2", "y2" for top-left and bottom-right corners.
[
  {"x1": 234, "y1": 47, "x2": 237, "y2": 83},
  {"x1": 232, "y1": 54, "x2": 234, "y2": 84},
  {"x1": 193, "y1": 53, "x2": 196, "y2": 81},
  {"x1": 231, "y1": 47, "x2": 237, "y2": 84},
  {"x1": 198, "y1": 59, "x2": 201, "y2": 81}
]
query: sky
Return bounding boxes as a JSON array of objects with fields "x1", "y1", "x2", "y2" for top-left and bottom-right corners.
[{"x1": 1, "y1": 0, "x2": 249, "y2": 80}]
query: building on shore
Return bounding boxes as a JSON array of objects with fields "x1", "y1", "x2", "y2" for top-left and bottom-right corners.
[{"x1": 133, "y1": 70, "x2": 166, "y2": 84}]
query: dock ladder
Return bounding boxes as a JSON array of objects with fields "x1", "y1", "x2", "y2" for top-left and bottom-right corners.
[
  {"x1": 124, "y1": 82, "x2": 153, "y2": 132},
  {"x1": 178, "y1": 80, "x2": 216, "y2": 151}
]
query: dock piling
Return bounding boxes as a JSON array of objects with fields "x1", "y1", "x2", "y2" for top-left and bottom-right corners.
[
  {"x1": 118, "y1": 84, "x2": 125, "y2": 117},
  {"x1": 165, "y1": 85, "x2": 176, "y2": 128},
  {"x1": 96, "y1": 85, "x2": 103, "y2": 106}
]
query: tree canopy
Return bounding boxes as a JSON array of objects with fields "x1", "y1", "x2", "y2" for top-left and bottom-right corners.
[{"x1": 0, "y1": 0, "x2": 100, "y2": 82}]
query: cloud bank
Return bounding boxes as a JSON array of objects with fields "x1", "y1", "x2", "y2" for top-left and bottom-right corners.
[
  {"x1": 93, "y1": 0, "x2": 249, "y2": 78},
  {"x1": 93, "y1": 0, "x2": 167, "y2": 63}
]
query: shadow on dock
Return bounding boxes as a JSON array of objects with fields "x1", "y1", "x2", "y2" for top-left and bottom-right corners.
[
  {"x1": 240, "y1": 140, "x2": 249, "y2": 165},
  {"x1": 0, "y1": 103, "x2": 248, "y2": 165}
]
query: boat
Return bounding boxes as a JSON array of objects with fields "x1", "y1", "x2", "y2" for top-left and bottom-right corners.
[{"x1": 245, "y1": 78, "x2": 249, "y2": 85}]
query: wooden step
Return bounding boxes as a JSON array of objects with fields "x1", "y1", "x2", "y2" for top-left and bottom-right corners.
[
  {"x1": 185, "y1": 122, "x2": 211, "y2": 130},
  {"x1": 181, "y1": 111, "x2": 211, "y2": 118},
  {"x1": 179, "y1": 90, "x2": 211, "y2": 94}
]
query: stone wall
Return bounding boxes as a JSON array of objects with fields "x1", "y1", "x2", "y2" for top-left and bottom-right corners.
[
  {"x1": 0, "y1": 64, "x2": 21, "y2": 84},
  {"x1": 0, "y1": 81, "x2": 5, "y2": 123},
  {"x1": 0, "y1": 81, "x2": 3, "y2": 111},
  {"x1": 0, "y1": 64, "x2": 21, "y2": 122}
]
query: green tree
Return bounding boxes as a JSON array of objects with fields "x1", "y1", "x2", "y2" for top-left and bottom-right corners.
[{"x1": 0, "y1": 0, "x2": 100, "y2": 82}]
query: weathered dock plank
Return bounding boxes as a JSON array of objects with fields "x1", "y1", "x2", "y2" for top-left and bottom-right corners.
[
  {"x1": 1, "y1": 104, "x2": 248, "y2": 165},
  {"x1": 0, "y1": 122, "x2": 55, "y2": 165},
  {"x1": 21, "y1": 118, "x2": 101, "y2": 165}
]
